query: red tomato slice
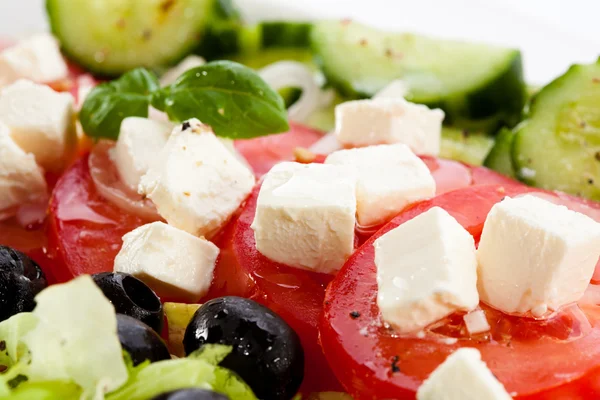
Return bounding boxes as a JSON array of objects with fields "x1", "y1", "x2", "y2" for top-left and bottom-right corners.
[
  {"x1": 321, "y1": 184, "x2": 600, "y2": 400},
  {"x1": 46, "y1": 155, "x2": 150, "y2": 283},
  {"x1": 208, "y1": 184, "x2": 343, "y2": 393},
  {"x1": 234, "y1": 123, "x2": 323, "y2": 177}
]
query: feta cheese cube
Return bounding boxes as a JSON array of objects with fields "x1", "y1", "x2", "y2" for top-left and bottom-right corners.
[
  {"x1": 0, "y1": 33, "x2": 68, "y2": 86},
  {"x1": 251, "y1": 162, "x2": 357, "y2": 274},
  {"x1": 374, "y1": 207, "x2": 478, "y2": 333},
  {"x1": 113, "y1": 117, "x2": 174, "y2": 190},
  {"x1": 335, "y1": 98, "x2": 444, "y2": 156},
  {"x1": 463, "y1": 309, "x2": 491, "y2": 335},
  {"x1": 139, "y1": 119, "x2": 255, "y2": 238},
  {"x1": 0, "y1": 122, "x2": 47, "y2": 218},
  {"x1": 373, "y1": 80, "x2": 408, "y2": 99},
  {"x1": 113, "y1": 221, "x2": 219, "y2": 302},
  {"x1": 325, "y1": 144, "x2": 435, "y2": 227},
  {"x1": 417, "y1": 348, "x2": 512, "y2": 400},
  {"x1": 477, "y1": 195, "x2": 600, "y2": 317},
  {"x1": 160, "y1": 55, "x2": 206, "y2": 86},
  {"x1": 0, "y1": 79, "x2": 75, "y2": 170}
]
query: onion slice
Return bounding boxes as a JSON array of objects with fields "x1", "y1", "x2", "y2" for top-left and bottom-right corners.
[
  {"x1": 259, "y1": 61, "x2": 327, "y2": 123},
  {"x1": 308, "y1": 131, "x2": 342, "y2": 155},
  {"x1": 89, "y1": 141, "x2": 161, "y2": 221}
]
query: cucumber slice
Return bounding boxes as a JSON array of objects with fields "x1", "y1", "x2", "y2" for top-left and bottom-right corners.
[
  {"x1": 513, "y1": 61, "x2": 600, "y2": 200},
  {"x1": 47, "y1": 0, "x2": 215, "y2": 76},
  {"x1": 483, "y1": 127, "x2": 516, "y2": 177},
  {"x1": 440, "y1": 126, "x2": 495, "y2": 166},
  {"x1": 230, "y1": 48, "x2": 314, "y2": 70},
  {"x1": 200, "y1": 22, "x2": 312, "y2": 60},
  {"x1": 311, "y1": 21, "x2": 526, "y2": 128},
  {"x1": 260, "y1": 22, "x2": 313, "y2": 49}
]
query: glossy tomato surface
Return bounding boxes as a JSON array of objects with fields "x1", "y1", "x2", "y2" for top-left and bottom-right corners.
[
  {"x1": 321, "y1": 184, "x2": 600, "y2": 400},
  {"x1": 47, "y1": 155, "x2": 150, "y2": 283},
  {"x1": 207, "y1": 184, "x2": 342, "y2": 393},
  {"x1": 45, "y1": 123, "x2": 324, "y2": 282},
  {"x1": 235, "y1": 123, "x2": 323, "y2": 177}
]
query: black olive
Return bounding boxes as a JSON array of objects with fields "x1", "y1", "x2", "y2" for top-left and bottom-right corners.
[
  {"x1": 183, "y1": 297, "x2": 304, "y2": 400},
  {"x1": 0, "y1": 245, "x2": 47, "y2": 322},
  {"x1": 92, "y1": 272, "x2": 164, "y2": 333},
  {"x1": 151, "y1": 388, "x2": 229, "y2": 400},
  {"x1": 116, "y1": 314, "x2": 170, "y2": 366}
]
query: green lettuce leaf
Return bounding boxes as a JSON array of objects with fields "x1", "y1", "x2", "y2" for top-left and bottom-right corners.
[
  {"x1": 0, "y1": 381, "x2": 82, "y2": 400},
  {"x1": 107, "y1": 345, "x2": 257, "y2": 400},
  {"x1": 22, "y1": 276, "x2": 128, "y2": 399}
]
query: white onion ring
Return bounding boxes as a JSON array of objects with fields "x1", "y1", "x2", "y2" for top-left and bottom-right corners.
[
  {"x1": 89, "y1": 141, "x2": 161, "y2": 221},
  {"x1": 308, "y1": 131, "x2": 342, "y2": 155},
  {"x1": 259, "y1": 61, "x2": 325, "y2": 123}
]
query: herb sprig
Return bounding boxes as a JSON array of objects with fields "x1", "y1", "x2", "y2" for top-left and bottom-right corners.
[{"x1": 79, "y1": 61, "x2": 289, "y2": 140}]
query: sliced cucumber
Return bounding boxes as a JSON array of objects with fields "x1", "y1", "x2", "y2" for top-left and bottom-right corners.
[
  {"x1": 512, "y1": 61, "x2": 600, "y2": 200},
  {"x1": 311, "y1": 21, "x2": 526, "y2": 128},
  {"x1": 200, "y1": 21, "x2": 313, "y2": 60},
  {"x1": 483, "y1": 127, "x2": 516, "y2": 177},
  {"x1": 260, "y1": 22, "x2": 312, "y2": 49},
  {"x1": 47, "y1": 0, "x2": 216, "y2": 76},
  {"x1": 440, "y1": 126, "x2": 495, "y2": 166},
  {"x1": 230, "y1": 48, "x2": 314, "y2": 70}
]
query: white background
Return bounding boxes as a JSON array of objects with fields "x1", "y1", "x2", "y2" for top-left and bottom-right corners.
[{"x1": 1, "y1": 0, "x2": 599, "y2": 84}]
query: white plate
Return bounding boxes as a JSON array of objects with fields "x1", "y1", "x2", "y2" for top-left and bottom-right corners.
[{"x1": 1, "y1": 0, "x2": 599, "y2": 84}]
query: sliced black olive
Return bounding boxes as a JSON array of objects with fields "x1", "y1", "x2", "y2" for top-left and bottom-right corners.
[
  {"x1": 184, "y1": 296, "x2": 304, "y2": 400},
  {"x1": 92, "y1": 272, "x2": 164, "y2": 333},
  {"x1": 116, "y1": 314, "x2": 170, "y2": 366},
  {"x1": 0, "y1": 245, "x2": 47, "y2": 322},
  {"x1": 151, "y1": 388, "x2": 229, "y2": 400}
]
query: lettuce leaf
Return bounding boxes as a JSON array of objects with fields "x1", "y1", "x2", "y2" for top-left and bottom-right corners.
[
  {"x1": 0, "y1": 381, "x2": 82, "y2": 400},
  {"x1": 107, "y1": 345, "x2": 257, "y2": 400},
  {"x1": 0, "y1": 276, "x2": 127, "y2": 399}
]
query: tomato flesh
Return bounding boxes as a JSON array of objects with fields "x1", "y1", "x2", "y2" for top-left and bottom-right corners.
[
  {"x1": 321, "y1": 184, "x2": 600, "y2": 400},
  {"x1": 207, "y1": 184, "x2": 342, "y2": 392},
  {"x1": 234, "y1": 123, "x2": 323, "y2": 177},
  {"x1": 47, "y1": 155, "x2": 150, "y2": 282}
]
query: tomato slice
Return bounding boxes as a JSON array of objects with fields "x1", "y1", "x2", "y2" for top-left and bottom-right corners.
[
  {"x1": 46, "y1": 155, "x2": 150, "y2": 283},
  {"x1": 234, "y1": 123, "x2": 323, "y2": 177},
  {"x1": 321, "y1": 184, "x2": 600, "y2": 400},
  {"x1": 207, "y1": 184, "x2": 343, "y2": 393}
]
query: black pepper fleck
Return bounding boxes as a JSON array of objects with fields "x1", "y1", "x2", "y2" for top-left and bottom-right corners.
[
  {"x1": 391, "y1": 355, "x2": 400, "y2": 373},
  {"x1": 349, "y1": 311, "x2": 361, "y2": 319},
  {"x1": 595, "y1": 152, "x2": 600, "y2": 162},
  {"x1": 461, "y1": 129, "x2": 470, "y2": 138},
  {"x1": 182, "y1": 121, "x2": 191, "y2": 130},
  {"x1": 0, "y1": 341, "x2": 5, "y2": 351},
  {"x1": 588, "y1": 178, "x2": 594, "y2": 185},
  {"x1": 324, "y1": 301, "x2": 331, "y2": 306}
]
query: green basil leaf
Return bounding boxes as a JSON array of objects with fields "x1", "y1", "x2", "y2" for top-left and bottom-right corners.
[
  {"x1": 79, "y1": 68, "x2": 159, "y2": 140},
  {"x1": 154, "y1": 61, "x2": 289, "y2": 139}
]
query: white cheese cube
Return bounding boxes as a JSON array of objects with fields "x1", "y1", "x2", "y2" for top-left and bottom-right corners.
[
  {"x1": 251, "y1": 162, "x2": 357, "y2": 274},
  {"x1": 0, "y1": 33, "x2": 68, "y2": 86},
  {"x1": 477, "y1": 195, "x2": 600, "y2": 317},
  {"x1": 417, "y1": 348, "x2": 512, "y2": 400},
  {"x1": 113, "y1": 117, "x2": 174, "y2": 190},
  {"x1": 139, "y1": 119, "x2": 255, "y2": 238},
  {"x1": 335, "y1": 98, "x2": 444, "y2": 156},
  {"x1": 463, "y1": 309, "x2": 491, "y2": 335},
  {"x1": 0, "y1": 122, "x2": 47, "y2": 218},
  {"x1": 374, "y1": 207, "x2": 478, "y2": 333},
  {"x1": 373, "y1": 80, "x2": 408, "y2": 99},
  {"x1": 325, "y1": 144, "x2": 435, "y2": 227},
  {"x1": 160, "y1": 55, "x2": 206, "y2": 86},
  {"x1": 0, "y1": 79, "x2": 75, "y2": 170},
  {"x1": 113, "y1": 221, "x2": 219, "y2": 302}
]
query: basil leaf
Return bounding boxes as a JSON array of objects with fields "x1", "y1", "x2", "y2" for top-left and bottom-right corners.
[
  {"x1": 154, "y1": 61, "x2": 289, "y2": 139},
  {"x1": 79, "y1": 68, "x2": 159, "y2": 140}
]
